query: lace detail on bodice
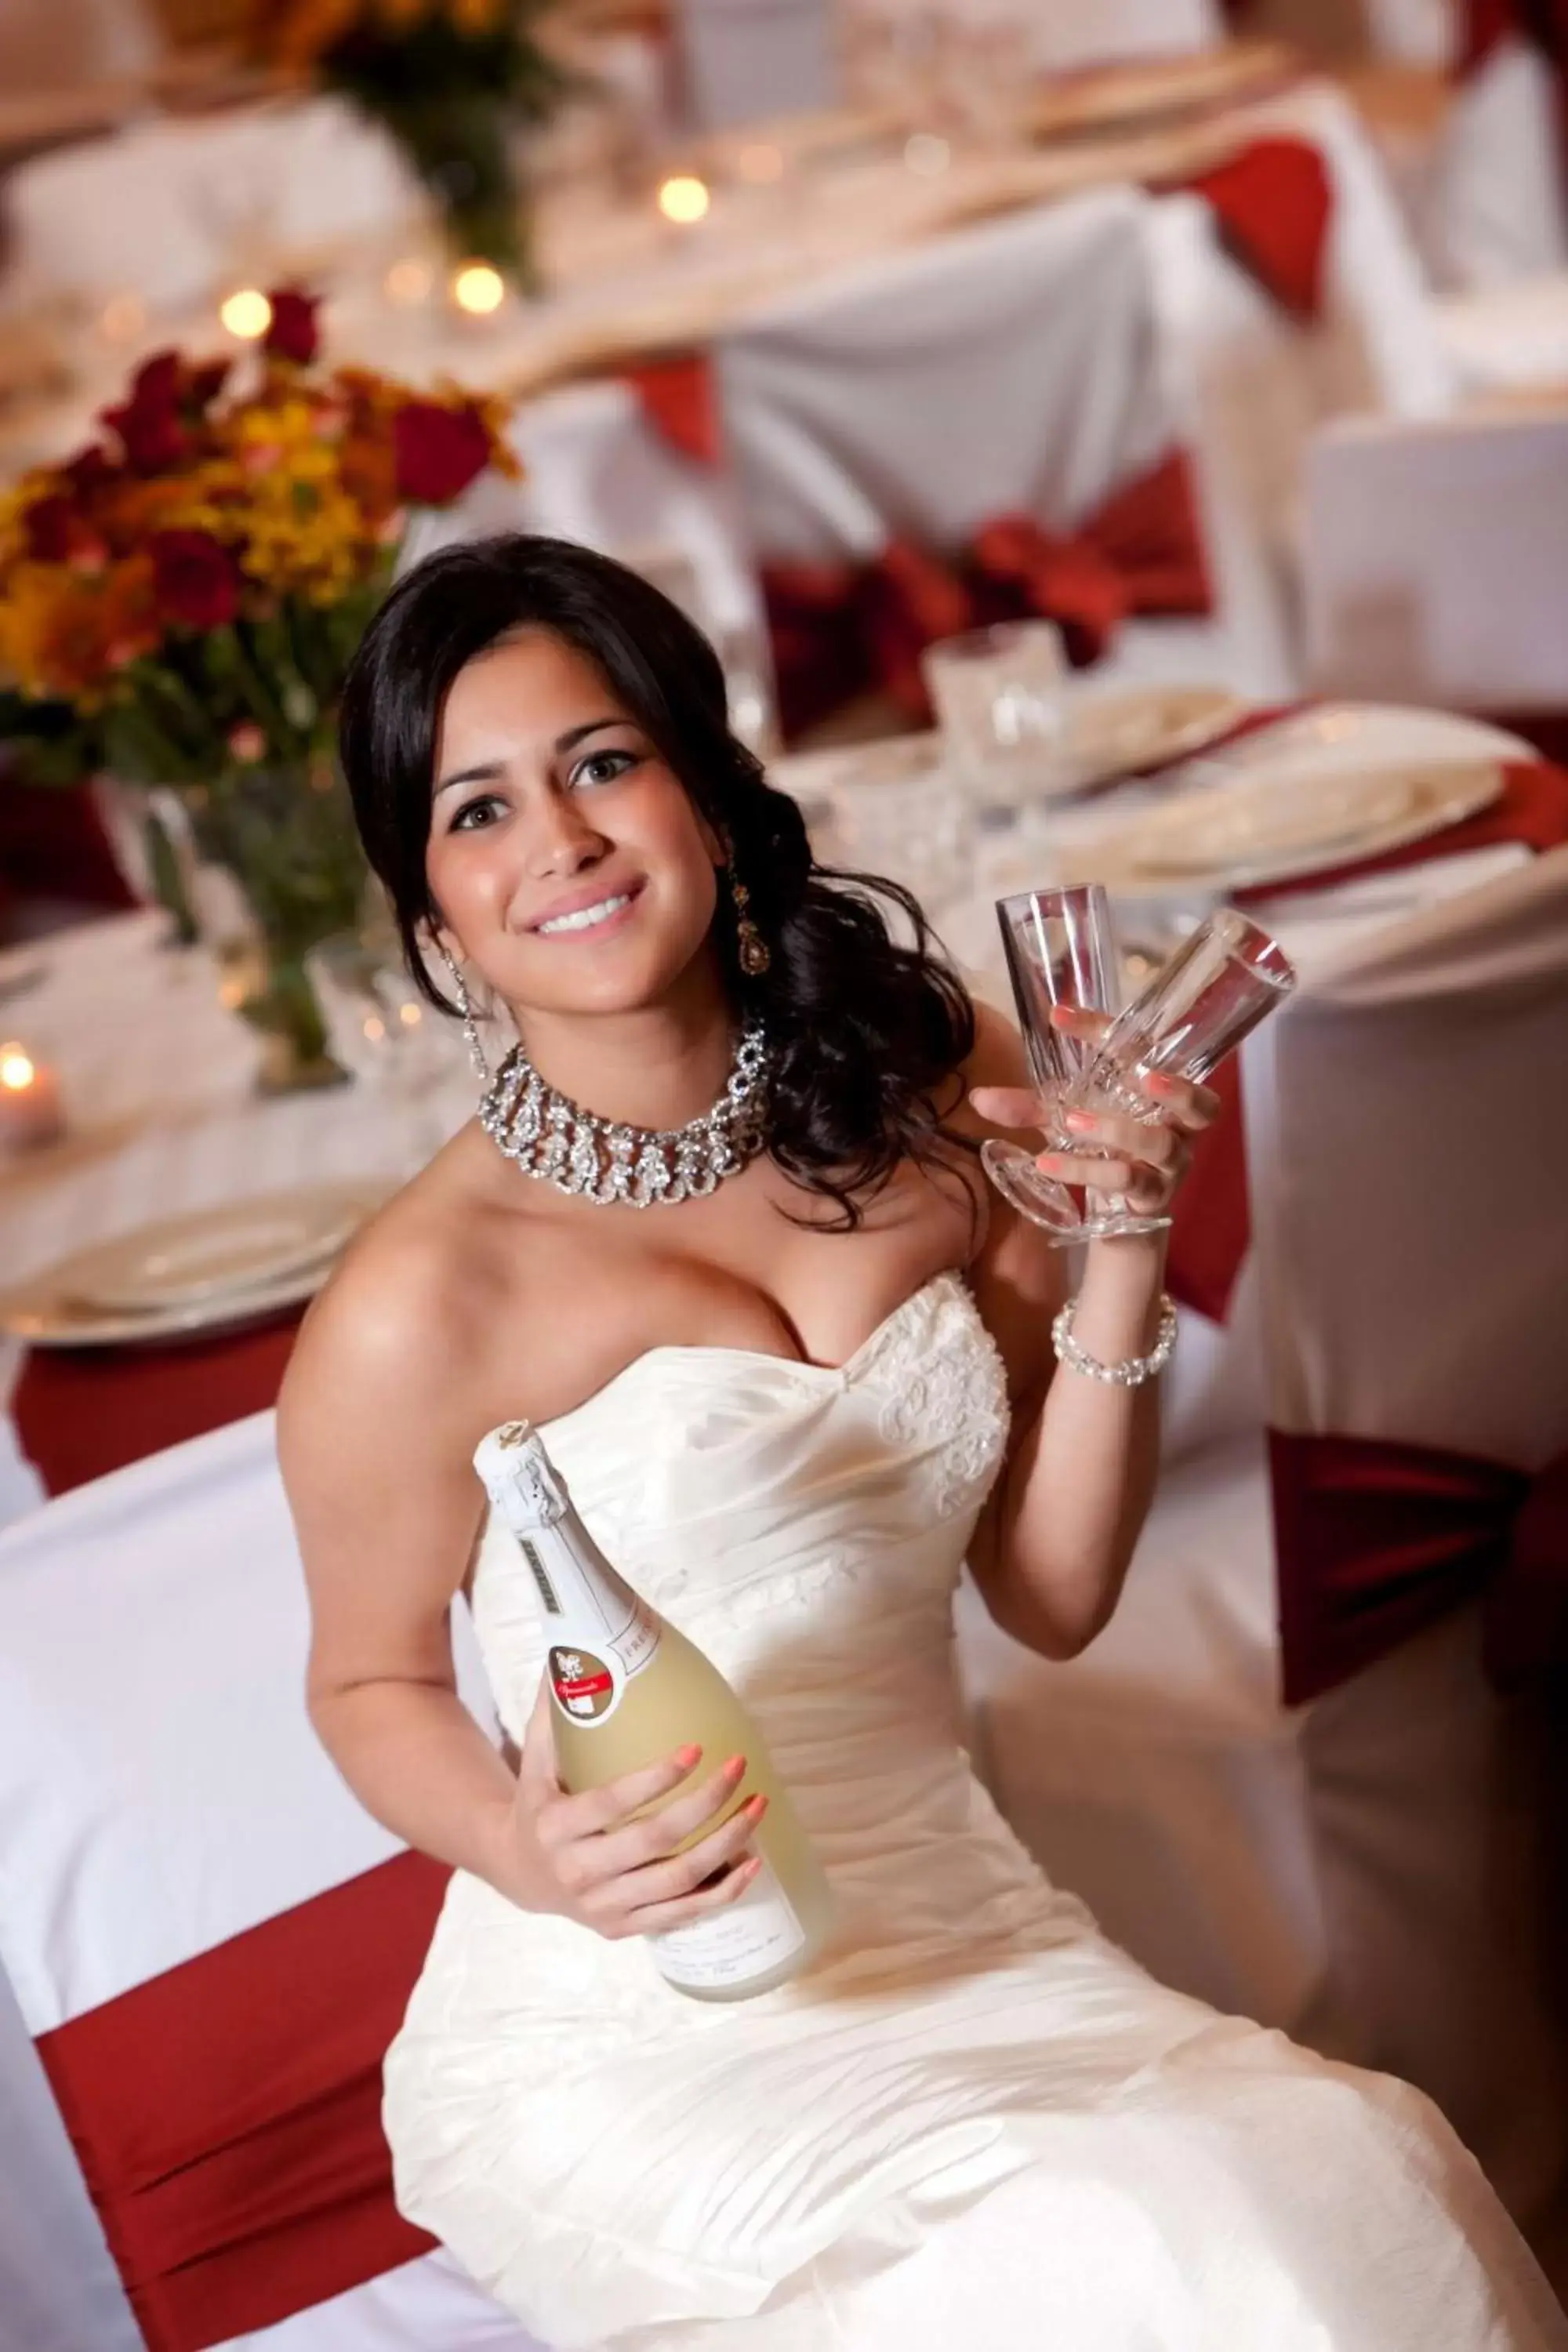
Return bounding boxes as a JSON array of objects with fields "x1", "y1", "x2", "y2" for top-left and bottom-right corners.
[{"x1": 869, "y1": 1279, "x2": 1011, "y2": 1518}]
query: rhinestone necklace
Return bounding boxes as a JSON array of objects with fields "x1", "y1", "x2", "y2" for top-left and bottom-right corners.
[{"x1": 478, "y1": 1022, "x2": 771, "y2": 1207}]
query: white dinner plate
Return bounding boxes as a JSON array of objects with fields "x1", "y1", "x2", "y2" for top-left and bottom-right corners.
[
  {"x1": 2, "y1": 1182, "x2": 388, "y2": 1348},
  {"x1": 1062, "y1": 684, "x2": 1250, "y2": 791},
  {"x1": 1212, "y1": 702, "x2": 1532, "y2": 775},
  {"x1": 770, "y1": 732, "x2": 943, "y2": 805},
  {"x1": 1062, "y1": 757, "x2": 1504, "y2": 895}
]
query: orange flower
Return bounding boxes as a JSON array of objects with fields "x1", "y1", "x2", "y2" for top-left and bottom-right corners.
[{"x1": 0, "y1": 557, "x2": 160, "y2": 702}]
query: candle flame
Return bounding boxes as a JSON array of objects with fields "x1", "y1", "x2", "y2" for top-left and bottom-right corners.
[
  {"x1": 0, "y1": 1045, "x2": 36, "y2": 1091},
  {"x1": 658, "y1": 174, "x2": 711, "y2": 225},
  {"x1": 452, "y1": 263, "x2": 505, "y2": 316},
  {"x1": 220, "y1": 288, "x2": 274, "y2": 340}
]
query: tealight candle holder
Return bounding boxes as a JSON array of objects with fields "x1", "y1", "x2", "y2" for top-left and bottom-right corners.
[{"x1": 0, "y1": 1042, "x2": 65, "y2": 1157}]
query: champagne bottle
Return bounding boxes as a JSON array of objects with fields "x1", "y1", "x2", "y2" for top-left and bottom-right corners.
[{"x1": 474, "y1": 1421, "x2": 835, "y2": 2001}]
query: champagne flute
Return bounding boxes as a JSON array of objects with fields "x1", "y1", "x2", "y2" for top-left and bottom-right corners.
[
  {"x1": 1017, "y1": 906, "x2": 1298, "y2": 1248},
  {"x1": 979, "y1": 885, "x2": 1123, "y2": 1228}
]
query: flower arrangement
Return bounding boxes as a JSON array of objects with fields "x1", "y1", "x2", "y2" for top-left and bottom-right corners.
[
  {"x1": 250, "y1": 0, "x2": 569, "y2": 284},
  {"x1": 0, "y1": 289, "x2": 518, "y2": 1083}
]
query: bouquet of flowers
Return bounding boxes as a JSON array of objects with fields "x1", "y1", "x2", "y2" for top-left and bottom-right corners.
[
  {"x1": 251, "y1": 0, "x2": 569, "y2": 283},
  {"x1": 0, "y1": 289, "x2": 517, "y2": 1083}
]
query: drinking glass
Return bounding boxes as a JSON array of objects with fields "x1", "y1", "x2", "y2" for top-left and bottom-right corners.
[
  {"x1": 922, "y1": 621, "x2": 1069, "y2": 809},
  {"x1": 307, "y1": 935, "x2": 463, "y2": 1173},
  {"x1": 997, "y1": 906, "x2": 1298, "y2": 1247},
  {"x1": 979, "y1": 886, "x2": 1122, "y2": 1225}
]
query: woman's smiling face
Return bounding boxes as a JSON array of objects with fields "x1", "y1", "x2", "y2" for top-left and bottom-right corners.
[{"x1": 425, "y1": 626, "x2": 724, "y2": 1021}]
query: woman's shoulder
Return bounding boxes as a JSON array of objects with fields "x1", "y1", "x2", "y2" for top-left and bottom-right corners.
[
  {"x1": 964, "y1": 995, "x2": 1029, "y2": 1088},
  {"x1": 281, "y1": 1128, "x2": 540, "y2": 1431}
]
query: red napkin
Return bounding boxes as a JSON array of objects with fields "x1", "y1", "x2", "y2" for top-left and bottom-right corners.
[
  {"x1": 1174, "y1": 136, "x2": 1334, "y2": 321},
  {"x1": 620, "y1": 350, "x2": 723, "y2": 468}
]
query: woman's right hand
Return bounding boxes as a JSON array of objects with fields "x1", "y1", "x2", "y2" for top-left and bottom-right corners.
[{"x1": 511, "y1": 1681, "x2": 768, "y2": 1941}]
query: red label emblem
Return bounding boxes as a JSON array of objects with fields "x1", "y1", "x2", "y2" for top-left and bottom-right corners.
[{"x1": 548, "y1": 1644, "x2": 618, "y2": 1722}]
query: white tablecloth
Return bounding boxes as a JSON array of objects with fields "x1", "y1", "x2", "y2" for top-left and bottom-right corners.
[{"x1": 0, "y1": 911, "x2": 481, "y2": 1522}]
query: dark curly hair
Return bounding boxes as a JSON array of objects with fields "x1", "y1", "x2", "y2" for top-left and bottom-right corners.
[{"x1": 338, "y1": 533, "x2": 977, "y2": 1227}]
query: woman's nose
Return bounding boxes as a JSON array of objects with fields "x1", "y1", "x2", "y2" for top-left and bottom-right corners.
[{"x1": 524, "y1": 792, "x2": 608, "y2": 879}]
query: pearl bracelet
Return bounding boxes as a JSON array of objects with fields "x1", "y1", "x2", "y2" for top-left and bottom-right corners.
[{"x1": 1051, "y1": 1292, "x2": 1178, "y2": 1388}]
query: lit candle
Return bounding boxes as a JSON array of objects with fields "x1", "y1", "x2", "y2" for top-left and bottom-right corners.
[
  {"x1": 657, "y1": 174, "x2": 712, "y2": 227},
  {"x1": 0, "y1": 1044, "x2": 65, "y2": 1156},
  {"x1": 449, "y1": 262, "x2": 506, "y2": 319},
  {"x1": 220, "y1": 288, "x2": 274, "y2": 343}
]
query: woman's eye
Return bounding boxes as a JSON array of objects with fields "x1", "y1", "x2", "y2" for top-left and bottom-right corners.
[
  {"x1": 571, "y1": 748, "x2": 637, "y2": 789},
  {"x1": 451, "y1": 794, "x2": 506, "y2": 832}
]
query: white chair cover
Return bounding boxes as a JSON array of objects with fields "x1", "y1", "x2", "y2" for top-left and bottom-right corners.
[
  {"x1": 716, "y1": 185, "x2": 1175, "y2": 565},
  {"x1": 4, "y1": 96, "x2": 418, "y2": 316},
  {"x1": 1302, "y1": 406, "x2": 1568, "y2": 709},
  {"x1": 961, "y1": 850, "x2": 1568, "y2": 2239},
  {"x1": 0, "y1": 1414, "x2": 546, "y2": 2350},
  {"x1": 1430, "y1": 34, "x2": 1568, "y2": 292},
  {"x1": 674, "y1": 0, "x2": 838, "y2": 129}
]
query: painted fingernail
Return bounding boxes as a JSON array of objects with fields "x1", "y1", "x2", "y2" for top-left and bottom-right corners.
[
  {"x1": 744, "y1": 1794, "x2": 769, "y2": 1821},
  {"x1": 721, "y1": 1755, "x2": 746, "y2": 1777},
  {"x1": 672, "y1": 1744, "x2": 702, "y2": 1769},
  {"x1": 1064, "y1": 1110, "x2": 1096, "y2": 1132},
  {"x1": 1037, "y1": 1152, "x2": 1069, "y2": 1173},
  {"x1": 736, "y1": 1857, "x2": 763, "y2": 1882}
]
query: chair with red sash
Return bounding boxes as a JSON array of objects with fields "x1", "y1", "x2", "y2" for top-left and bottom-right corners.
[
  {"x1": 960, "y1": 844, "x2": 1568, "y2": 2249},
  {"x1": 0, "y1": 1410, "x2": 548, "y2": 2352},
  {"x1": 711, "y1": 183, "x2": 1270, "y2": 742}
]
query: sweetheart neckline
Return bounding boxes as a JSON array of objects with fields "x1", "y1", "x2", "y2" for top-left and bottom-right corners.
[{"x1": 536, "y1": 1268, "x2": 970, "y2": 1439}]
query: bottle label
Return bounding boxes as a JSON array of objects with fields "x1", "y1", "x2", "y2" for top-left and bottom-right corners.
[
  {"x1": 548, "y1": 1644, "x2": 619, "y2": 1722},
  {"x1": 652, "y1": 1855, "x2": 808, "y2": 1993}
]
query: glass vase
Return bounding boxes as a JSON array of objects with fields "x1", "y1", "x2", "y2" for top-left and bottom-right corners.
[{"x1": 186, "y1": 761, "x2": 369, "y2": 1095}]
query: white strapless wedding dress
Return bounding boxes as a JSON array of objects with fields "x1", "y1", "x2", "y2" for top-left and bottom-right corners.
[{"x1": 385, "y1": 1272, "x2": 1566, "y2": 2350}]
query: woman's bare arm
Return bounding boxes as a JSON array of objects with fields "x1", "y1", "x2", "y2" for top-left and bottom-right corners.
[
  {"x1": 960, "y1": 1005, "x2": 1173, "y2": 1661},
  {"x1": 278, "y1": 1229, "x2": 536, "y2": 1898}
]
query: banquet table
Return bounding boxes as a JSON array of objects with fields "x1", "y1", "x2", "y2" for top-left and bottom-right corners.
[
  {"x1": 0, "y1": 62, "x2": 1439, "y2": 480},
  {"x1": 3, "y1": 696, "x2": 1563, "y2": 1525},
  {"x1": 0, "y1": 913, "x2": 479, "y2": 1519}
]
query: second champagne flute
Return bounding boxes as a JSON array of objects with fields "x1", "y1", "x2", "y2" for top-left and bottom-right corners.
[{"x1": 1027, "y1": 905, "x2": 1297, "y2": 1247}]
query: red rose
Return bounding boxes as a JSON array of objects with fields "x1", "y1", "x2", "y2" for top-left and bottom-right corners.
[
  {"x1": 188, "y1": 358, "x2": 233, "y2": 409},
  {"x1": 24, "y1": 495, "x2": 83, "y2": 563},
  {"x1": 150, "y1": 529, "x2": 241, "y2": 630},
  {"x1": 393, "y1": 399, "x2": 492, "y2": 505},
  {"x1": 128, "y1": 351, "x2": 183, "y2": 410},
  {"x1": 101, "y1": 349, "x2": 187, "y2": 473},
  {"x1": 263, "y1": 288, "x2": 320, "y2": 366},
  {"x1": 62, "y1": 444, "x2": 117, "y2": 496}
]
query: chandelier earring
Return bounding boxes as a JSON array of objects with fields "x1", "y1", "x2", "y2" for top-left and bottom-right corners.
[
  {"x1": 720, "y1": 837, "x2": 771, "y2": 978},
  {"x1": 437, "y1": 942, "x2": 489, "y2": 1082}
]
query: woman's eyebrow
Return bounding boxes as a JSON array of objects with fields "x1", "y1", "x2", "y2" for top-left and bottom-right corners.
[
  {"x1": 433, "y1": 761, "x2": 504, "y2": 800},
  {"x1": 434, "y1": 718, "x2": 626, "y2": 800},
  {"x1": 555, "y1": 717, "x2": 625, "y2": 753}
]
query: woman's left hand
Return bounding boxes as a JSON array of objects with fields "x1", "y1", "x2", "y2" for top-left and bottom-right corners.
[{"x1": 970, "y1": 1005, "x2": 1223, "y2": 1226}]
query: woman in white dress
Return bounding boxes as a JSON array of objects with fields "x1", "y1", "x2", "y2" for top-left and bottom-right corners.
[{"x1": 281, "y1": 536, "x2": 1566, "y2": 2350}]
